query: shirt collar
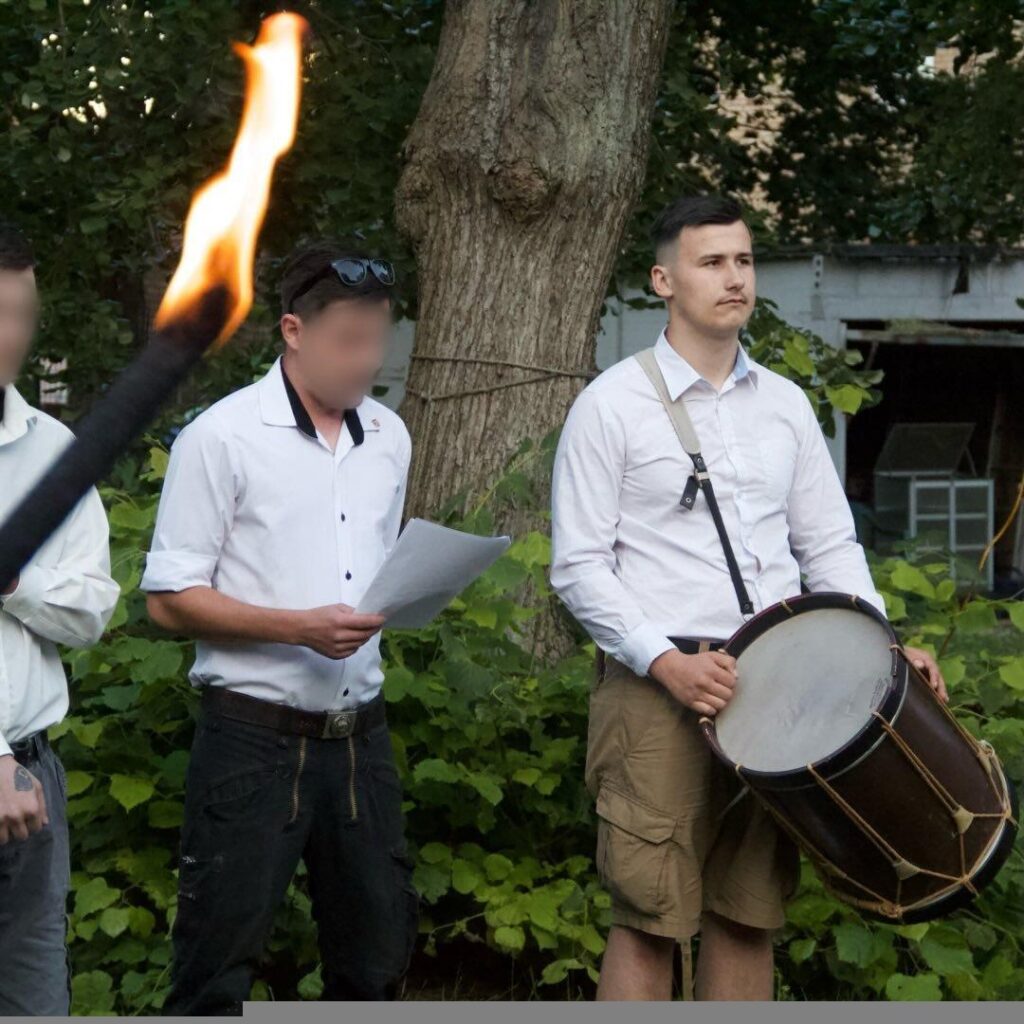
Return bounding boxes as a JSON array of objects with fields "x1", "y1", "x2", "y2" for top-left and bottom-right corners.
[
  {"x1": 0, "y1": 382, "x2": 38, "y2": 447},
  {"x1": 653, "y1": 327, "x2": 758, "y2": 400},
  {"x1": 258, "y1": 355, "x2": 364, "y2": 446}
]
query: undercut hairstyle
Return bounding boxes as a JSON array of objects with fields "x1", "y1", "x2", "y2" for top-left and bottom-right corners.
[
  {"x1": 0, "y1": 223, "x2": 35, "y2": 273},
  {"x1": 279, "y1": 238, "x2": 395, "y2": 320},
  {"x1": 650, "y1": 195, "x2": 747, "y2": 262}
]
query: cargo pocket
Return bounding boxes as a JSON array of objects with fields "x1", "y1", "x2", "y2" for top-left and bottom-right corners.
[{"x1": 595, "y1": 784, "x2": 677, "y2": 918}]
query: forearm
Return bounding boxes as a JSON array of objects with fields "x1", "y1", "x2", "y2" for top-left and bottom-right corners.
[
  {"x1": 147, "y1": 586, "x2": 310, "y2": 646},
  {"x1": 550, "y1": 565, "x2": 674, "y2": 676}
]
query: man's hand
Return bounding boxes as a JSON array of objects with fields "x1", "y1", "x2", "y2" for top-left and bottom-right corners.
[
  {"x1": 648, "y1": 647, "x2": 738, "y2": 716},
  {"x1": 0, "y1": 754, "x2": 48, "y2": 845},
  {"x1": 0, "y1": 575, "x2": 17, "y2": 597},
  {"x1": 298, "y1": 604, "x2": 386, "y2": 660},
  {"x1": 903, "y1": 645, "x2": 948, "y2": 703}
]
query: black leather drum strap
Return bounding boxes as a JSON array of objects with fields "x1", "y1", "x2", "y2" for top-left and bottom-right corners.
[{"x1": 635, "y1": 347, "x2": 755, "y2": 618}]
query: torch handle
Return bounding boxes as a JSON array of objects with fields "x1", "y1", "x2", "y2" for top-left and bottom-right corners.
[{"x1": 0, "y1": 335, "x2": 206, "y2": 589}]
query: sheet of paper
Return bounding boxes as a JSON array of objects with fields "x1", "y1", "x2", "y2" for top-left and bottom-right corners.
[{"x1": 355, "y1": 518, "x2": 512, "y2": 628}]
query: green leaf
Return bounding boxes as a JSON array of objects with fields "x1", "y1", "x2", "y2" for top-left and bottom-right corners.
[
  {"x1": 512, "y1": 767, "x2": 542, "y2": 787},
  {"x1": 297, "y1": 965, "x2": 323, "y2": 1001},
  {"x1": 99, "y1": 906, "x2": 132, "y2": 938},
  {"x1": 63, "y1": 770, "x2": 93, "y2": 797},
  {"x1": 998, "y1": 657, "x2": 1024, "y2": 691},
  {"x1": 134, "y1": 642, "x2": 183, "y2": 685},
  {"x1": 879, "y1": 590, "x2": 907, "y2": 621},
  {"x1": 957, "y1": 600, "x2": 997, "y2": 633},
  {"x1": 128, "y1": 906, "x2": 156, "y2": 938},
  {"x1": 540, "y1": 958, "x2": 583, "y2": 985},
  {"x1": 483, "y1": 853, "x2": 514, "y2": 881},
  {"x1": 463, "y1": 604, "x2": 498, "y2": 628},
  {"x1": 789, "y1": 938, "x2": 816, "y2": 963},
  {"x1": 890, "y1": 562, "x2": 935, "y2": 599},
  {"x1": 451, "y1": 858, "x2": 483, "y2": 895},
  {"x1": 937, "y1": 656, "x2": 965, "y2": 689},
  {"x1": 782, "y1": 340, "x2": 815, "y2": 377},
  {"x1": 79, "y1": 216, "x2": 107, "y2": 235},
  {"x1": 834, "y1": 922, "x2": 888, "y2": 967},
  {"x1": 412, "y1": 758, "x2": 460, "y2": 784},
  {"x1": 418, "y1": 842, "x2": 452, "y2": 865},
  {"x1": 412, "y1": 861, "x2": 450, "y2": 903},
  {"x1": 466, "y1": 771, "x2": 503, "y2": 805},
  {"x1": 75, "y1": 877, "x2": 120, "y2": 917},
  {"x1": 918, "y1": 934, "x2": 974, "y2": 976},
  {"x1": 148, "y1": 800, "x2": 184, "y2": 828},
  {"x1": 825, "y1": 383, "x2": 868, "y2": 414},
  {"x1": 1008, "y1": 601, "x2": 1024, "y2": 631},
  {"x1": 885, "y1": 972, "x2": 942, "y2": 1000},
  {"x1": 109, "y1": 775, "x2": 155, "y2": 811},
  {"x1": 71, "y1": 970, "x2": 115, "y2": 1014},
  {"x1": 962, "y1": 921, "x2": 997, "y2": 951},
  {"x1": 493, "y1": 925, "x2": 525, "y2": 952}
]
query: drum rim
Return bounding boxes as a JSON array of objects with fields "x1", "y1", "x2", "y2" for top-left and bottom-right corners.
[{"x1": 701, "y1": 591, "x2": 904, "y2": 784}]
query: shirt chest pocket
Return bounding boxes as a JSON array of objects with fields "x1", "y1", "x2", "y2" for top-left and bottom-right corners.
[{"x1": 748, "y1": 431, "x2": 798, "y2": 505}]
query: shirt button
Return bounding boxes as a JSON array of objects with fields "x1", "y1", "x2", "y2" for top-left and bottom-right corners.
[
  {"x1": 345, "y1": 571, "x2": 352, "y2": 580},
  {"x1": 343, "y1": 688, "x2": 349, "y2": 696},
  {"x1": 340, "y1": 512, "x2": 346, "y2": 522}
]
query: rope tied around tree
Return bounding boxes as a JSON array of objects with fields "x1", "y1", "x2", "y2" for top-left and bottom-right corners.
[{"x1": 403, "y1": 354, "x2": 596, "y2": 404}]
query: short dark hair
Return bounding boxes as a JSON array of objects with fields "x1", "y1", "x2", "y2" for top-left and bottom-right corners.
[
  {"x1": 651, "y1": 195, "x2": 747, "y2": 259},
  {"x1": 279, "y1": 239, "x2": 394, "y2": 319},
  {"x1": 0, "y1": 222, "x2": 35, "y2": 273}
]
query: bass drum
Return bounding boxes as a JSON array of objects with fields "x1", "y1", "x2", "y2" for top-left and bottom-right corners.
[{"x1": 699, "y1": 592, "x2": 1018, "y2": 923}]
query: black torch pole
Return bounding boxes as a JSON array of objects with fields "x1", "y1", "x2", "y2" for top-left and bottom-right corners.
[{"x1": 0, "y1": 286, "x2": 230, "y2": 589}]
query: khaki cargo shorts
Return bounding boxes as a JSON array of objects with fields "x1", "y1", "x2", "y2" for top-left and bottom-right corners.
[{"x1": 585, "y1": 653, "x2": 800, "y2": 942}]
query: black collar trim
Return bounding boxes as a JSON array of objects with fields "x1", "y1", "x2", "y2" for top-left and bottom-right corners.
[
  {"x1": 279, "y1": 360, "x2": 363, "y2": 446},
  {"x1": 344, "y1": 407, "x2": 365, "y2": 446},
  {"x1": 0, "y1": 386, "x2": 5, "y2": 425}
]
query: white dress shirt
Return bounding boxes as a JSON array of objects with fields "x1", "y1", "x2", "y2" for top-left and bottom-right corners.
[
  {"x1": 140, "y1": 355, "x2": 411, "y2": 710},
  {"x1": 550, "y1": 327, "x2": 887, "y2": 678},
  {"x1": 0, "y1": 384, "x2": 119, "y2": 757}
]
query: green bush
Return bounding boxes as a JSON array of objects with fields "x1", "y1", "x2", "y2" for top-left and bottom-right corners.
[{"x1": 53, "y1": 439, "x2": 1024, "y2": 1009}]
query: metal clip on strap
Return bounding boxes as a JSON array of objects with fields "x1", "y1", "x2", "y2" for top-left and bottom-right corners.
[{"x1": 634, "y1": 347, "x2": 755, "y2": 618}]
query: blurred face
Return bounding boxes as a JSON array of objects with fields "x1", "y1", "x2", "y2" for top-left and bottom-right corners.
[
  {"x1": 650, "y1": 220, "x2": 755, "y2": 340},
  {"x1": 279, "y1": 296, "x2": 391, "y2": 410},
  {"x1": 0, "y1": 267, "x2": 38, "y2": 386}
]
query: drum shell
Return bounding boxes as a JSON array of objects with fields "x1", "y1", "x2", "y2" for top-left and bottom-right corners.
[{"x1": 702, "y1": 592, "x2": 1019, "y2": 922}]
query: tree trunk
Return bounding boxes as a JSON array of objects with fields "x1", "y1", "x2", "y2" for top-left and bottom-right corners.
[{"x1": 395, "y1": 0, "x2": 672, "y2": 519}]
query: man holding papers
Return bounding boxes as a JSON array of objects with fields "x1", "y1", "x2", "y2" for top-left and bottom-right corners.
[{"x1": 141, "y1": 241, "x2": 419, "y2": 1013}]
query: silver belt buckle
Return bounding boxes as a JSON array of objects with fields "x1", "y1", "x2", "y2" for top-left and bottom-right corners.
[{"x1": 322, "y1": 710, "x2": 357, "y2": 739}]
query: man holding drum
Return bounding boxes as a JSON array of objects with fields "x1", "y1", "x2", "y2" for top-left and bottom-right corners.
[{"x1": 550, "y1": 195, "x2": 946, "y2": 1001}]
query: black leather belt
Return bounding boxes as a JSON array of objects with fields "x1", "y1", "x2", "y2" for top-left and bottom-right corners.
[
  {"x1": 9, "y1": 729, "x2": 48, "y2": 766},
  {"x1": 201, "y1": 686, "x2": 386, "y2": 739},
  {"x1": 668, "y1": 636, "x2": 728, "y2": 655}
]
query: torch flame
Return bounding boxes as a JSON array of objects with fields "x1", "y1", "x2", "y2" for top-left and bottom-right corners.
[{"x1": 154, "y1": 12, "x2": 307, "y2": 345}]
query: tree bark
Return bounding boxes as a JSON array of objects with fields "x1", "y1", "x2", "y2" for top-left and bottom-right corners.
[{"x1": 395, "y1": 0, "x2": 672, "y2": 518}]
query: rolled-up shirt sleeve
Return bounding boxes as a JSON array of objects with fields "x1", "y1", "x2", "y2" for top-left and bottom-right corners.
[
  {"x1": 787, "y1": 389, "x2": 887, "y2": 617},
  {"x1": 140, "y1": 414, "x2": 236, "y2": 593},
  {"x1": 550, "y1": 388, "x2": 676, "y2": 677},
  {"x1": 0, "y1": 485, "x2": 119, "y2": 648}
]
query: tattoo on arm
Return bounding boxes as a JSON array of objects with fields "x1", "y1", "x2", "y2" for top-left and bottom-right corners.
[{"x1": 13, "y1": 766, "x2": 35, "y2": 792}]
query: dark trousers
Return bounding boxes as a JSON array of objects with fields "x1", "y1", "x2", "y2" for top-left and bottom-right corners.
[
  {"x1": 0, "y1": 730, "x2": 71, "y2": 1016},
  {"x1": 163, "y1": 692, "x2": 420, "y2": 1015}
]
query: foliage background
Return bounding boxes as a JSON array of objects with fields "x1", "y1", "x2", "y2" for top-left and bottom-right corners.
[{"x1": 1, "y1": 0, "x2": 1022, "y2": 1009}]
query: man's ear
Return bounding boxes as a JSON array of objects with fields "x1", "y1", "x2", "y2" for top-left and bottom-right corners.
[
  {"x1": 279, "y1": 312, "x2": 301, "y2": 349},
  {"x1": 650, "y1": 264, "x2": 674, "y2": 300}
]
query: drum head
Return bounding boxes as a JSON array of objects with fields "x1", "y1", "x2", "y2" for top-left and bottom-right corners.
[{"x1": 715, "y1": 606, "x2": 895, "y2": 773}]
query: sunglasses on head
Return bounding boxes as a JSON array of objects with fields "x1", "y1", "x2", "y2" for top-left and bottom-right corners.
[{"x1": 286, "y1": 257, "x2": 396, "y2": 314}]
